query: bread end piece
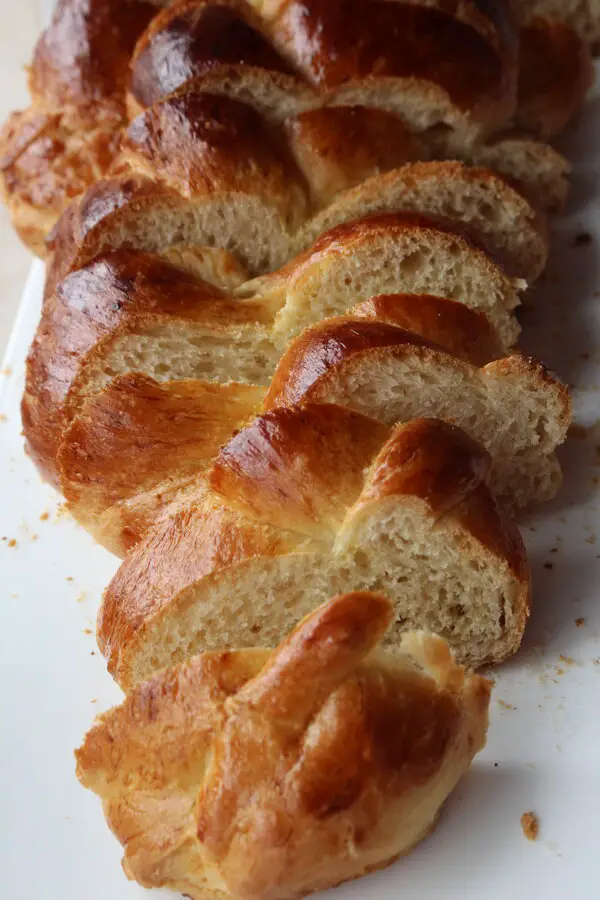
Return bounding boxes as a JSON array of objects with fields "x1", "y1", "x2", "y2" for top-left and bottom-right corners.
[{"x1": 77, "y1": 591, "x2": 490, "y2": 900}]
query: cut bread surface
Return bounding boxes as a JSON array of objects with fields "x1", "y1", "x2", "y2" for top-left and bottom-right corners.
[
  {"x1": 97, "y1": 411, "x2": 530, "y2": 688},
  {"x1": 59, "y1": 309, "x2": 570, "y2": 555},
  {"x1": 48, "y1": 157, "x2": 548, "y2": 284},
  {"x1": 25, "y1": 211, "x2": 525, "y2": 489}
]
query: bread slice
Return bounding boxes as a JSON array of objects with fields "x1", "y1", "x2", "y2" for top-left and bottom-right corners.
[
  {"x1": 47, "y1": 118, "x2": 548, "y2": 281},
  {"x1": 59, "y1": 304, "x2": 569, "y2": 554},
  {"x1": 265, "y1": 315, "x2": 571, "y2": 509},
  {"x1": 129, "y1": 0, "x2": 517, "y2": 140},
  {"x1": 2, "y1": 0, "x2": 588, "y2": 257},
  {"x1": 98, "y1": 409, "x2": 530, "y2": 688},
  {"x1": 297, "y1": 162, "x2": 547, "y2": 280},
  {"x1": 25, "y1": 213, "x2": 523, "y2": 486},
  {"x1": 77, "y1": 591, "x2": 491, "y2": 900}
]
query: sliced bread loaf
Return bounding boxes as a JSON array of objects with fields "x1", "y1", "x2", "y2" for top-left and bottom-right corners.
[{"x1": 97, "y1": 410, "x2": 530, "y2": 688}]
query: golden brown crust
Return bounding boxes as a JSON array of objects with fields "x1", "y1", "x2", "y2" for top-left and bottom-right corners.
[
  {"x1": 22, "y1": 250, "x2": 260, "y2": 486},
  {"x1": 356, "y1": 419, "x2": 529, "y2": 585},
  {"x1": 130, "y1": 0, "x2": 293, "y2": 109},
  {"x1": 1, "y1": 0, "x2": 588, "y2": 256},
  {"x1": 284, "y1": 107, "x2": 427, "y2": 206},
  {"x1": 0, "y1": 0, "x2": 156, "y2": 254},
  {"x1": 209, "y1": 404, "x2": 390, "y2": 536},
  {"x1": 120, "y1": 90, "x2": 309, "y2": 217},
  {"x1": 58, "y1": 373, "x2": 264, "y2": 518},
  {"x1": 98, "y1": 495, "x2": 301, "y2": 668},
  {"x1": 351, "y1": 293, "x2": 504, "y2": 364},
  {"x1": 80, "y1": 592, "x2": 491, "y2": 900},
  {"x1": 98, "y1": 406, "x2": 530, "y2": 683},
  {"x1": 28, "y1": 208, "x2": 522, "y2": 492},
  {"x1": 260, "y1": 0, "x2": 513, "y2": 120},
  {"x1": 264, "y1": 312, "x2": 491, "y2": 411},
  {"x1": 516, "y1": 18, "x2": 594, "y2": 137}
]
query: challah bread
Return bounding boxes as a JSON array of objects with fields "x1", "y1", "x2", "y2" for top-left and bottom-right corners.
[
  {"x1": 47, "y1": 149, "x2": 548, "y2": 285},
  {"x1": 1, "y1": 0, "x2": 591, "y2": 255},
  {"x1": 97, "y1": 410, "x2": 530, "y2": 688},
  {"x1": 129, "y1": 0, "x2": 517, "y2": 140},
  {"x1": 24, "y1": 212, "x2": 524, "y2": 487},
  {"x1": 0, "y1": 0, "x2": 157, "y2": 255},
  {"x1": 77, "y1": 591, "x2": 491, "y2": 900},
  {"x1": 125, "y1": 0, "x2": 576, "y2": 207},
  {"x1": 265, "y1": 316, "x2": 571, "y2": 506},
  {"x1": 57, "y1": 305, "x2": 569, "y2": 555}
]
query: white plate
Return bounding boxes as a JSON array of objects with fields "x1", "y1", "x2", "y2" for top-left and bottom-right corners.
[{"x1": 2, "y1": 78, "x2": 600, "y2": 900}]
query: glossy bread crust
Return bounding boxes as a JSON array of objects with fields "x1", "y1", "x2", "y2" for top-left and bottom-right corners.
[
  {"x1": 98, "y1": 408, "x2": 531, "y2": 686},
  {"x1": 78, "y1": 591, "x2": 491, "y2": 900},
  {"x1": 3, "y1": 0, "x2": 590, "y2": 255},
  {"x1": 0, "y1": 0, "x2": 156, "y2": 254}
]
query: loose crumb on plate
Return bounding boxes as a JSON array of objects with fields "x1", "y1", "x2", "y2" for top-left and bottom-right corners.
[
  {"x1": 575, "y1": 617, "x2": 586, "y2": 627},
  {"x1": 7, "y1": 538, "x2": 17, "y2": 548},
  {"x1": 497, "y1": 699, "x2": 516, "y2": 710},
  {"x1": 559, "y1": 655, "x2": 576, "y2": 666},
  {"x1": 39, "y1": 511, "x2": 49, "y2": 521},
  {"x1": 521, "y1": 812, "x2": 539, "y2": 841}
]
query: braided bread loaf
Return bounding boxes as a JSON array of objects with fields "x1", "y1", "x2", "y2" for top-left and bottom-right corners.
[
  {"x1": 77, "y1": 590, "x2": 491, "y2": 900},
  {"x1": 47, "y1": 152, "x2": 549, "y2": 293},
  {"x1": 96, "y1": 410, "x2": 530, "y2": 688},
  {"x1": 1, "y1": 0, "x2": 592, "y2": 256},
  {"x1": 25, "y1": 212, "x2": 529, "y2": 482},
  {"x1": 56, "y1": 295, "x2": 569, "y2": 556}
]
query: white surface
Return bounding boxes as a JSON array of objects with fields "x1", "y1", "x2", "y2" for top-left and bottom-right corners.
[{"x1": 2, "y1": 95, "x2": 600, "y2": 900}]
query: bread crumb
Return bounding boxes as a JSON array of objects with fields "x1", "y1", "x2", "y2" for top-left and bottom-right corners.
[
  {"x1": 83, "y1": 628, "x2": 93, "y2": 635},
  {"x1": 66, "y1": 576, "x2": 74, "y2": 582},
  {"x1": 497, "y1": 699, "x2": 516, "y2": 710},
  {"x1": 54, "y1": 503, "x2": 69, "y2": 521},
  {"x1": 0, "y1": 414, "x2": 6, "y2": 423},
  {"x1": 1, "y1": 366, "x2": 12, "y2": 376},
  {"x1": 31, "y1": 534, "x2": 38, "y2": 542},
  {"x1": 575, "y1": 617, "x2": 586, "y2": 627},
  {"x1": 39, "y1": 511, "x2": 49, "y2": 521},
  {"x1": 521, "y1": 812, "x2": 539, "y2": 841},
  {"x1": 559, "y1": 655, "x2": 575, "y2": 666},
  {"x1": 76, "y1": 592, "x2": 87, "y2": 603},
  {"x1": 91, "y1": 699, "x2": 97, "y2": 704},
  {"x1": 7, "y1": 538, "x2": 17, "y2": 548}
]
